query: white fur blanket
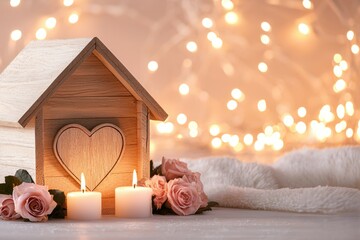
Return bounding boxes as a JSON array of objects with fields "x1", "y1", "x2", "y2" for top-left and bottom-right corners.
[{"x1": 180, "y1": 146, "x2": 360, "y2": 214}]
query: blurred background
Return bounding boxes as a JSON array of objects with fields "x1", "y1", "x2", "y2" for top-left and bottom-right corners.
[{"x1": 1, "y1": 0, "x2": 359, "y2": 163}]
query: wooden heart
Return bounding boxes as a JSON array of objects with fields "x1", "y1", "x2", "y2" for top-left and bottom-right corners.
[{"x1": 53, "y1": 123, "x2": 125, "y2": 191}]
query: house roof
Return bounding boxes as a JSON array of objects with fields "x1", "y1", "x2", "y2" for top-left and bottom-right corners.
[{"x1": 0, "y1": 37, "x2": 168, "y2": 128}]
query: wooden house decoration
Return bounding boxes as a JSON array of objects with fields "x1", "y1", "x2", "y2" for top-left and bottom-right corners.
[{"x1": 0, "y1": 37, "x2": 167, "y2": 214}]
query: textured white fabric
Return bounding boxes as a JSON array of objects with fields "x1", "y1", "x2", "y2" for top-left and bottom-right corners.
[{"x1": 180, "y1": 146, "x2": 360, "y2": 213}]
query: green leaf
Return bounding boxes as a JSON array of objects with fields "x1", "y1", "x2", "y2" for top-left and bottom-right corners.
[
  {"x1": 49, "y1": 189, "x2": 65, "y2": 206},
  {"x1": 48, "y1": 189, "x2": 66, "y2": 219},
  {"x1": 48, "y1": 205, "x2": 66, "y2": 219},
  {"x1": 150, "y1": 160, "x2": 155, "y2": 177},
  {"x1": 0, "y1": 183, "x2": 7, "y2": 194},
  {"x1": 15, "y1": 169, "x2": 34, "y2": 183},
  {"x1": 3, "y1": 176, "x2": 22, "y2": 194},
  {"x1": 150, "y1": 160, "x2": 162, "y2": 178}
]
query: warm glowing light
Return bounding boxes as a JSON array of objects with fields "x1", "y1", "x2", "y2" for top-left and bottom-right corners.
[
  {"x1": 260, "y1": 34, "x2": 270, "y2": 45},
  {"x1": 148, "y1": 61, "x2": 158, "y2": 72},
  {"x1": 225, "y1": 11, "x2": 239, "y2": 25},
  {"x1": 351, "y1": 44, "x2": 360, "y2": 54},
  {"x1": 68, "y1": 13, "x2": 79, "y2": 24},
  {"x1": 320, "y1": 127, "x2": 332, "y2": 141},
  {"x1": 132, "y1": 169, "x2": 137, "y2": 187},
  {"x1": 10, "y1": 29, "x2": 22, "y2": 41},
  {"x1": 189, "y1": 129, "x2": 198, "y2": 138},
  {"x1": 258, "y1": 62, "x2": 268, "y2": 73},
  {"x1": 186, "y1": 41, "x2": 198, "y2": 53},
  {"x1": 333, "y1": 53, "x2": 342, "y2": 63},
  {"x1": 339, "y1": 60, "x2": 348, "y2": 71},
  {"x1": 202, "y1": 18, "x2": 213, "y2": 28},
  {"x1": 231, "y1": 88, "x2": 245, "y2": 101},
  {"x1": 45, "y1": 17, "x2": 57, "y2": 29},
  {"x1": 333, "y1": 65, "x2": 343, "y2": 77},
  {"x1": 319, "y1": 105, "x2": 335, "y2": 123},
  {"x1": 295, "y1": 121, "x2": 307, "y2": 134},
  {"x1": 283, "y1": 114, "x2": 294, "y2": 127},
  {"x1": 310, "y1": 120, "x2": 319, "y2": 129},
  {"x1": 177, "y1": 113, "x2": 187, "y2": 125},
  {"x1": 336, "y1": 104, "x2": 345, "y2": 119},
  {"x1": 264, "y1": 126, "x2": 273, "y2": 135},
  {"x1": 244, "y1": 134, "x2": 254, "y2": 146},
  {"x1": 347, "y1": 30, "x2": 354, "y2": 41},
  {"x1": 179, "y1": 83, "x2": 190, "y2": 95},
  {"x1": 257, "y1": 133, "x2": 265, "y2": 141},
  {"x1": 221, "y1": 0, "x2": 234, "y2": 10},
  {"x1": 261, "y1": 21, "x2": 271, "y2": 32},
  {"x1": 335, "y1": 120, "x2": 346, "y2": 133},
  {"x1": 211, "y1": 137, "x2": 222, "y2": 148},
  {"x1": 10, "y1": 0, "x2": 21, "y2": 7},
  {"x1": 157, "y1": 122, "x2": 174, "y2": 134},
  {"x1": 234, "y1": 143, "x2": 244, "y2": 152},
  {"x1": 210, "y1": 124, "x2": 220, "y2": 136},
  {"x1": 257, "y1": 99, "x2": 267, "y2": 112},
  {"x1": 229, "y1": 135, "x2": 240, "y2": 147},
  {"x1": 212, "y1": 38, "x2": 223, "y2": 49},
  {"x1": 346, "y1": 128, "x2": 354, "y2": 138},
  {"x1": 227, "y1": 100, "x2": 238, "y2": 110},
  {"x1": 188, "y1": 121, "x2": 198, "y2": 130},
  {"x1": 333, "y1": 79, "x2": 346, "y2": 93},
  {"x1": 297, "y1": 107, "x2": 307, "y2": 118},
  {"x1": 298, "y1": 23, "x2": 310, "y2": 35},
  {"x1": 273, "y1": 139, "x2": 284, "y2": 151},
  {"x1": 150, "y1": 141, "x2": 156, "y2": 154},
  {"x1": 207, "y1": 32, "x2": 217, "y2": 41},
  {"x1": 345, "y1": 101, "x2": 354, "y2": 116},
  {"x1": 302, "y1": 0, "x2": 313, "y2": 9},
  {"x1": 254, "y1": 141, "x2": 265, "y2": 151},
  {"x1": 80, "y1": 173, "x2": 86, "y2": 192},
  {"x1": 35, "y1": 28, "x2": 47, "y2": 40},
  {"x1": 221, "y1": 133, "x2": 231, "y2": 143},
  {"x1": 63, "y1": 0, "x2": 74, "y2": 7}
]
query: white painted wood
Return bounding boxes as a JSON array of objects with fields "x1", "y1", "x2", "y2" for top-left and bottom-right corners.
[
  {"x1": 0, "y1": 123, "x2": 36, "y2": 180},
  {"x1": 0, "y1": 208, "x2": 358, "y2": 239},
  {"x1": 0, "y1": 38, "x2": 94, "y2": 127},
  {"x1": 0, "y1": 37, "x2": 167, "y2": 128}
]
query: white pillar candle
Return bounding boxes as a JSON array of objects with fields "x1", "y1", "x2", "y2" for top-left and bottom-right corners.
[
  {"x1": 67, "y1": 173, "x2": 102, "y2": 220},
  {"x1": 115, "y1": 170, "x2": 153, "y2": 218}
]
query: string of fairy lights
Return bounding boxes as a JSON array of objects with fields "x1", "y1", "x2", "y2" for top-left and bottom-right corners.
[
  {"x1": 148, "y1": 0, "x2": 360, "y2": 155},
  {"x1": 3, "y1": 0, "x2": 360, "y2": 158}
]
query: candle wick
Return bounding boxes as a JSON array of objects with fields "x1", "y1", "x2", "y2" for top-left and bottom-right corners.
[
  {"x1": 133, "y1": 184, "x2": 136, "y2": 189},
  {"x1": 82, "y1": 189, "x2": 85, "y2": 193}
]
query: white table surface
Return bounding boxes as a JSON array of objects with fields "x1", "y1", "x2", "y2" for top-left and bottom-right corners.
[{"x1": 1, "y1": 207, "x2": 359, "y2": 240}]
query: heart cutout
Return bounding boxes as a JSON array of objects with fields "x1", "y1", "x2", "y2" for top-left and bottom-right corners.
[{"x1": 53, "y1": 123, "x2": 125, "y2": 191}]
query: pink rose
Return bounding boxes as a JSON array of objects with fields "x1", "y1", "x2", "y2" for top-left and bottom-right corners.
[
  {"x1": 146, "y1": 175, "x2": 168, "y2": 209},
  {"x1": 161, "y1": 157, "x2": 191, "y2": 181},
  {"x1": 13, "y1": 183, "x2": 57, "y2": 222},
  {"x1": 183, "y1": 173, "x2": 208, "y2": 208},
  {"x1": 0, "y1": 195, "x2": 20, "y2": 220},
  {"x1": 166, "y1": 177, "x2": 202, "y2": 216}
]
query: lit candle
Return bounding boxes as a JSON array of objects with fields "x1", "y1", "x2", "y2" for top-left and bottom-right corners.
[
  {"x1": 115, "y1": 170, "x2": 153, "y2": 218},
  {"x1": 67, "y1": 173, "x2": 102, "y2": 220}
]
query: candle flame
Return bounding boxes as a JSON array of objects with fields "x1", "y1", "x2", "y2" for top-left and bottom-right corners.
[
  {"x1": 81, "y1": 172, "x2": 86, "y2": 193},
  {"x1": 132, "y1": 169, "x2": 137, "y2": 188}
]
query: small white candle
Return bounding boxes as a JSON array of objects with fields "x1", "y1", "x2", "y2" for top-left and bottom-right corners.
[
  {"x1": 115, "y1": 170, "x2": 153, "y2": 218},
  {"x1": 67, "y1": 173, "x2": 102, "y2": 220}
]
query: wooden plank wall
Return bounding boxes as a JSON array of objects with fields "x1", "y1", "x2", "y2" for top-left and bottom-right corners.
[
  {"x1": 137, "y1": 102, "x2": 150, "y2": 179},
  {"x1": 41, "y1": 53, "x2": 141, "y2": 214},
  {"x1": 0, "y1": 119, "x2": 36, "y2": 179}
]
